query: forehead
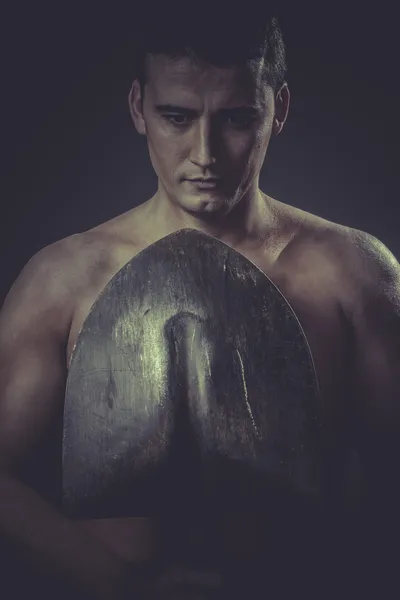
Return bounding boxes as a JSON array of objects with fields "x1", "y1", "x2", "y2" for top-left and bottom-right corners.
[{"x1": 144, "y1": 54, "x2": 272, "y2": 108}]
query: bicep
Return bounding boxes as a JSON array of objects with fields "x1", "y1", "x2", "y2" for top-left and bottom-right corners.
[
  {"x1": 0, "y1": 251, "x2": 71, "y2": 478},
  {"x1": 0, "y1": 340, "x2": 67, "y2": 475},
  {"x1": 348, "y1": 263, "x2": 400, "y2": 556}
]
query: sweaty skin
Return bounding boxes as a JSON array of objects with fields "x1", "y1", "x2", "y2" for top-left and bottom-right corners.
[{"x1": 1, "y1": 53, "x2": 399, "y2": 596}]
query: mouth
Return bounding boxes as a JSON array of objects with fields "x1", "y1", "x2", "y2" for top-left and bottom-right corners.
[{"x1": 186, "y1": 178, "x2": 220, "y2": 189}]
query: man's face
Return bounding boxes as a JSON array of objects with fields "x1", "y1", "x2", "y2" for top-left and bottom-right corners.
[{"x1": 130, "y1": 54, "x2": 287, "y2": 216}]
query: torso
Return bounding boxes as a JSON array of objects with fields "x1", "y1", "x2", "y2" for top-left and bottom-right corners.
[{"x1": 44, "y1": 196, "x2": 360, "y2": 575}]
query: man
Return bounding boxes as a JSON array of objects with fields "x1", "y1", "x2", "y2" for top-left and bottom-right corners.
[{"x1": 0, "y1": 5, "x2": 399, "y2": 599}]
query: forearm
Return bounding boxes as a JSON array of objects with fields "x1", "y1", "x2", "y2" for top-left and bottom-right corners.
[{"x1": 0, "y1": 474, "x2": 136, "y2": 599}]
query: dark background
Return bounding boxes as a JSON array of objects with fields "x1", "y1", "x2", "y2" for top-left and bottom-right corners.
[{"x1": 2, "y1": 4, "x2": 398, "y2": 302}]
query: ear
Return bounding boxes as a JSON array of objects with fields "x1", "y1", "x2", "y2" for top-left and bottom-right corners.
[
  {"x1": 273, "y1": 83, "x2": 290, "y2": 135},
  {"x1": 128, "y1": 79, "x2": 146, "y2": 135}
]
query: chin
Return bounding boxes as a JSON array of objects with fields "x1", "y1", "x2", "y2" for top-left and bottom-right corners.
[
  {"x1": 186, "y1": 202, "x2": 228, "y2": 217},
  {"x1": 179, "y1": 193, "x2": 233, "y2": 215}
]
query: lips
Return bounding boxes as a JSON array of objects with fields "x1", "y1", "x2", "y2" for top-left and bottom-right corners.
[
  {"x1": 186, "y1": 178, "x2": 220, "y2": 189},
  {"x1": 188, "y1": 178, "x2": 219, "y2": 183}
]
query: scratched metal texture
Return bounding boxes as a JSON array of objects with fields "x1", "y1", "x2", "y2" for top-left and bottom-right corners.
[{"x1": 62, "y1": 229, "x2": 323, "y2": 519}]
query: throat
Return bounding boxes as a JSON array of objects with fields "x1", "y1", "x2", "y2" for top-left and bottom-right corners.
[{"x1": 146, "y1": 188, "x2": 274, "y2": 247}]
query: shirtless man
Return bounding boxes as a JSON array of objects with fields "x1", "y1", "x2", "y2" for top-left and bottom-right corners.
[{"x1": 1, "y1": 7, "x2": 399, "y2": 599}]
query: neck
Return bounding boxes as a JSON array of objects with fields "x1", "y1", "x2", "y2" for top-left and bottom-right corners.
[{"x1": 145, "y1": 184, "x2": 274, "y2": 248}]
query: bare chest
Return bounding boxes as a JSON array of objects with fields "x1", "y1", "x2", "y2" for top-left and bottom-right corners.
[
  {"x1": 66, "y1": 246, "x2": 351, "y2": 482},
  {"x1": 64, "y1": 235, "x2": 351, "y2": 514},
  {"x1": 68, "y1": 242, "x2": 350, "y2": 414},
  {"x1": 60, "y1": 234, "x2": 354, "y2": 566}
]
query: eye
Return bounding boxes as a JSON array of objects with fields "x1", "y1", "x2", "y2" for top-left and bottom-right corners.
[
  {"x1": 224, "y1": 114, "x2": 255, "y2": 129},
  {"x1": 163, "y1": 114, "x2": 191, "y2": 127}
]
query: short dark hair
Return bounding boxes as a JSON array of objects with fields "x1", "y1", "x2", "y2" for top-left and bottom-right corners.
[{"x1": 132, "y1": 4, "x2": 287, "y2": 94}]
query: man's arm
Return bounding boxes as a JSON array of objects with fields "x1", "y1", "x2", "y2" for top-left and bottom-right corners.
[
  {"x1": 0, "y1": 245, "x2": 139, "y2": 599},
  {"x1": 343, "y1": 231, "x2": 400, "y2": 585}
]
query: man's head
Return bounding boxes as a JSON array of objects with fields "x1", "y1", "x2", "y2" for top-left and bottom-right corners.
[{"x1": 129, "y1": 4, "x2": 289, "y2": 219}]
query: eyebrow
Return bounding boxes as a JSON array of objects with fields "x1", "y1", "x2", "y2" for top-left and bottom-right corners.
[
  {"x1": 154, "y1": 104, "x2": 260, "y2": 115},
  {"x1": 220, "y1": 106, "x2": 260, "y2": 116},
  {"x1": 154, "y1": 104, "x2": 197, "y2": 114}
]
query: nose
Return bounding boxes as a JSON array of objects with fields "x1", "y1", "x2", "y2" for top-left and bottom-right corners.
[{"x1": 189, "y1": 118, "x2": 216, "y2": 170}]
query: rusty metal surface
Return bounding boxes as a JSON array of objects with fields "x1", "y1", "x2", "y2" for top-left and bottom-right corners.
[{"x1": 62, "y1": 229, "x2": 323, "y2": 519}]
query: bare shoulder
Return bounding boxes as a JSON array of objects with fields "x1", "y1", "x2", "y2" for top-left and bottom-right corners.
[
  {"x1": 309, "y1": 221, "x2": 400, "y2": 302},
  {"x1": 5, "y1": 234, "x2": 89, "y2": 301},
  {"x1": 1, "y1": 236, "x2": 75, "y2": 318},
  {"x1": 331, "y1": 226, "x2": 400, "y2": 327},
  {"x1": 0, "y1": 231, "x2": 118, "y2": 338},
  {"x1": 273, "y1": 198, "x2": 399, "y2": 284},
  {"x1": 337, "y1": 226, "x2": 400, "y2": 286}
]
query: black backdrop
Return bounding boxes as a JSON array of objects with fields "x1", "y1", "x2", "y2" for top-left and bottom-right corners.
[{"x1": 2, "y1": 4, "x2": 399, "y2": 302}]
